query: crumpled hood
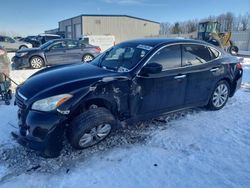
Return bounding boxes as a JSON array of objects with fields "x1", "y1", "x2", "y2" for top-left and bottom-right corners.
[{"x1": 18, "y1": 63, "x2": 119, "y2": 100}]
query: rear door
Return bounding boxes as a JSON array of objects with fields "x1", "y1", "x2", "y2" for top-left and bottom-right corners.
[
  {"x1": 134, "y1": 44, "x2": 187, "y2": 115},
  {"x1": 181, "y1": 44, "x2": 222, "y2": 105},
  {"x1": 45, "y1": 41, "x2": 68, "y2": 65},
  {"x1": 65, "y1": 40, "x2": 82, "y2": 63}
]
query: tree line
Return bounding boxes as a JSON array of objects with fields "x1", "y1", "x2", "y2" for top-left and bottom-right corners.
[{"x1": 160, "y1": 12, "x2": 250, "y2": 35}]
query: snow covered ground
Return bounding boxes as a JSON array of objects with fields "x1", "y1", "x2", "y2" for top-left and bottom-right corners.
[{"x1": 0, "y1": 57, "x2": 250, "y2": 188}]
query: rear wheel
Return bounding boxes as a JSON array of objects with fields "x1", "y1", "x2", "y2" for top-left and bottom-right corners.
[
  {"x1": 82, "y1": 54, "x2": 94, "y2": 63},
  {"x1": 30, "y1": 56, "x2": 44, "y2": 69},
  {"x1": 68, "y1": 107, "x2": 116, "y2": 149},
  {"x1": 207, "y1": 80, "x2": 230, "y2": 110},
  {"x1": 228, "y1": 45, "x2": 239, "y2": 55}
]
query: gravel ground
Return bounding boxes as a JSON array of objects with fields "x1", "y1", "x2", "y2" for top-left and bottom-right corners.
[{"x1": 0, "y1": 108, "x2": 198, "y2": 181}]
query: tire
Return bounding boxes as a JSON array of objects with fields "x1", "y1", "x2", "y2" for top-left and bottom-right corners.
[
  {"x1": 207, "y1": 80, "x2": 230, "y2": 110},
  {"x1": 30, "y1": 56, "x2": 44, "y2": 69},
  {"x1": 68, "y1": 107, "x2": 116, "y2": 149},
  {"x1": 228, "y1": 46, "x2": 239, "y2": 55},
  {"x1": 19, "y1": 45, "x2": 28, "y2": 49},
  {"x1": 82, "y1": 54, "x2": 94, "y2": 63}
]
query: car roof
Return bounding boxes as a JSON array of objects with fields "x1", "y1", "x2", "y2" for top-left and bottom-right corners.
[
  {"x1": 47, "y1": 39, "x2": 80, "y2": 43},
  {"x1": 120, "y1": 38, "x2": 210, "y2": 47}
]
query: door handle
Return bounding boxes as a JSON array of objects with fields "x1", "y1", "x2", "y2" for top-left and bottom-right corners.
[
  {"x1": 210, "y1": 67, "x2": 219, "y2": 72},
  {"x1": 174, "y1": 75, "x2": 186, "y2": 79}
]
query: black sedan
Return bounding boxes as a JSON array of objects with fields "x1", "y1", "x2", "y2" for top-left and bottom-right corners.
[
  {"x1": 14, "y1": 38, "x2": 243, "y2": 157},
  {"x1": 12, "y1": 39, "x2": 101, "y2": 69}
]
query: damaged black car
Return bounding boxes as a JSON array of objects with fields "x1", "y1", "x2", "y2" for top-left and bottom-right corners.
[{"x1": 14, "y1": 38, "x2": 243, "y2": 157}]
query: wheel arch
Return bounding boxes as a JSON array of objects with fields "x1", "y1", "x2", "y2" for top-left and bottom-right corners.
[
  {"x1": 70, "y1": 97, "x2": 119, "y2": 120},
  {"x1": 19, "y1": 45, "x2": 28, "y2": 49}
]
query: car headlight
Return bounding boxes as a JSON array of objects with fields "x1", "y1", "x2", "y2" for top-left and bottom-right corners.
[
  {"x1": 32, "y1": 94, "x2": 73, "y2": 112},
  {"x1": 16, "y1": 52, "x2": 28, "y2": 57}
]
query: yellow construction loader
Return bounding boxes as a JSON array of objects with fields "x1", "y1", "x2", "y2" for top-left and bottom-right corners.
[{"x1": 198, "y1": 21, "x2": 238, "y2": 55}]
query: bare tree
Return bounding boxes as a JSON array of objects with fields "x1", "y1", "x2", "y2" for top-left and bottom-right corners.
[
  {"x1": 225, "y1": 12, "x2": 234, "y2": 31},
  {"x1": 160, "y1": 22, "x2": 171, "y2": 35},
  {"x1": 172, "y1": 22, "x2": 181, "y2": 34},
  {"x1": 241, "y1": 12, "x2": 250, "y2": 31}
]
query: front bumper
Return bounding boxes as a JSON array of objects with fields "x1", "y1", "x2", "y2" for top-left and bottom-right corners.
[
  {"x1": 12, "y1": 56, "x2": 30, "y2": 69},
  {"x1": 16, "y1": 109, "x2": 67, "y2": 157}
]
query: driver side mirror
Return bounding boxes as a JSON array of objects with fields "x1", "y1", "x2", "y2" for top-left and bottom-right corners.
[{"x1": 140, "y1": 62, "x2": 162, "y2": 75}]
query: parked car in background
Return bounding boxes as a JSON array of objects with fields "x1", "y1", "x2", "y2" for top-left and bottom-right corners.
[
  {"x1": 12, "y1": 39, "x2": 101, "y2": 69},
  {"x1": 13, "y1": 36, "x2": 23, "y2": 41},
  {"x1": 18, "y1": 36, "x2": 40, "y2": 48},
  {"x1": 0, "y1": 35, "x2": 32, "y2": 52},
  {"x1": 37, "y1": 34, "x2": 61, "y2": 45},
  {"x1": 13, "y1": 38, "x2": 243, "y2": 157}
]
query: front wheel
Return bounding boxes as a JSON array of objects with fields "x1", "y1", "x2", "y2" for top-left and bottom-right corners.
[
  {"x1": 207, "y1": 81, "x2": 230, "y2": 110},
  {"x1": 68, "y1": 107, "x2": 116, "y2": 149},
  {"x1": 30, "y1": 56, "x2": 44, "y2": 69}
]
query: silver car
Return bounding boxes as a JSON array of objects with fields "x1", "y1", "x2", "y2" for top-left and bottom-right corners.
[{"x1": 0, "y1": 35, "x2": 32, "y2": 52}]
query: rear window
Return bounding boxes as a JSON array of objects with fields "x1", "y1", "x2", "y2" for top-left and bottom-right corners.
[
  {"x1": 209, "y1": 47, "x2": 220, "y2": 58},
  {"x1": 182, "y1": 44, "x2": 216, "y2": 66}
]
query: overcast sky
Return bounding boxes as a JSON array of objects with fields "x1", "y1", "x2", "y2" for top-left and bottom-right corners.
[{"x1": 0, "y1": 0, "x2": 249, "y2": 36}]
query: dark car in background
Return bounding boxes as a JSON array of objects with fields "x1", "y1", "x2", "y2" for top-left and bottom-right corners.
[
  {"x1": 36, "y1": 34, "x2": 62, "y2": 45},
  {"x1": 18, "y1": 34, "x2": 62, "y2": 48},
  {"x1": 19, "y1": 36, "x2": 41, "y2": 48},
  {"x1": 13, "y1": 38, "x2": 243, "y2": 157},
  {"x1": 12, "y1": 39, "x2": 101, "y2": 69}
]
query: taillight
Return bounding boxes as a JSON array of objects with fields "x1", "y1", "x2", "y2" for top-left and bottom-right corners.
[
  {"x1": 236, "y1": 63, "x2": 242, "y2": 70},
  {"x1": 0, "y1": 49, "x2": 5, "y2": 56},
  {"x1": 95, "y1": 47, "x2": 101, "y2": 52}
]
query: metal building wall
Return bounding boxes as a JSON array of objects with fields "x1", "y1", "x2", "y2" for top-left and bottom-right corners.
[
  {"x1": 59, "y1": 16, "x2": 82, "y2": 39},
  {"x1": 82, "y1": 16, "x2": 160, "y2": 43}
]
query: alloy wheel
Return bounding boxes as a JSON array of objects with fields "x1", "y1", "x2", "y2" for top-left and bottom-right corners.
[
  {"x1": 83, "y1": 55, "x2": 93, "y2": 62},
  {"x1": 79, "y1": 123, "x2": 112, "y2": 148},
  {"x1": 31, "y1": 57, "x2": 43, "y2": 69},
  {"x1": 212, "y1": 83, "x2": 229, "y2": 108}
]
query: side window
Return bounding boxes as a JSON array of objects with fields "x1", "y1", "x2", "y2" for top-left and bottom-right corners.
[
  {"x1": 209, "y1": 47, "x2": 220, "y2": 59},
  {"x1": 67, "y1": 40, "x2": 79, "y2": 49},
  {"x1": 148, "y1": 45, "x2": 181, "y2": 70},
  {"x1": 50, "y1": 42, "x2": 66, "y2": 50},
  {"x1": 0, "y1": 37, "x2": 4, "y2": 42},
  {"x1": 182, "y1": 44, "x2": 213, "y2": 66},
  {"x1": 5, "y1": 37, "x2": 15, "y2": 43}
]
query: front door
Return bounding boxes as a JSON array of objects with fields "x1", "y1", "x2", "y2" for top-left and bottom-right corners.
[
  {"x1": 133, "y1": 44, "x2": 187, "y2": 115},
  {"x1": 45, "y1": 41, "x2": 68, "y2": 65}
]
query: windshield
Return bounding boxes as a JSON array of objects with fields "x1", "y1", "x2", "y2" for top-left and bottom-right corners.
[
  {"x1": 39, "y1": 40, "x2": 54, "y2": 49},
  {"x1": 91, "y1": 43, "x2": 152, "y2": 72}
]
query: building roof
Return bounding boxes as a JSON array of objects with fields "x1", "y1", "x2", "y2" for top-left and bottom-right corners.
[{"x1": 59, "y1": 14, "x2": 160, "y2": 24}]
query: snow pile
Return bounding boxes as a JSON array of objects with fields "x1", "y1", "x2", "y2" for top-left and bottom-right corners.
[{"x1": 0, "y1": 57, "x2": 250, "y2": 188}]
